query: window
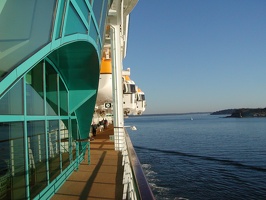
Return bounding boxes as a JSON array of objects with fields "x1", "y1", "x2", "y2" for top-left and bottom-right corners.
[
  {"x1": 26, "y1": 62, "x2": 45, "y2": 115},
  {"x1": 60, "y1": 120, "x2": 70, "y2": 170},
  {"x1": 27, "y1": 121, "x2": 47, "y2": 197},
  {"x1": 46, "y1": 62, "x2": 58, "y2": 116},
  {"x1": 124, "y1": 84, "x2": 136, "y2": 94},
  {"x1": 0, "y1": 79, "x2": 23, "y2": 115},
  {"x1": 47, "y1": 120, "x2": 61, "y2": 182},
  {"x1": 0, "y1": 122, "x2": 25, "y2": 199},
  {"x1": 59, "y1": 79, "x2": 68, "y2": 116}
]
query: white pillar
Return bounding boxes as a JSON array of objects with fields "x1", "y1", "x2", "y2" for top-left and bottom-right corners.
[{"x1": 111, "y1": 24, "x2": 125, "y2": 151}]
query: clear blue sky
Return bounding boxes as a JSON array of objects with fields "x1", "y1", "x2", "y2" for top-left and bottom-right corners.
[{"x1": 123, "y1": 0, "x2": 266, "y2": 114}]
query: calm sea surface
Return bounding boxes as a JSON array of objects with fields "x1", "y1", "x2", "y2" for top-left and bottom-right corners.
[{"x1": 125, "y1": 113, "x2": 266, "y2": 200}]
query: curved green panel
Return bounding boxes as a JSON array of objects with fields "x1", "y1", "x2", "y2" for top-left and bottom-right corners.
[
  {"x1": 75, "y1": 94, "x2": 97, "y2": 139},
  {"x1": 48, "y1": 41, "x2": 99, "y2": 90},
  {"x1": 48, "y1": 41, "x2": 99, "y2": 139}
]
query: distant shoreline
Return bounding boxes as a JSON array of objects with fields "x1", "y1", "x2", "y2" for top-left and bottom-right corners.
[
  {"x1": 137, "y1": 112, "x2": 210, "y2": 117},
  {"x1": 131, "y1": 109, "x2": 266, "y2": 118},
  {"x1": 211, "y1": 108, "x2": 266, "y2": 118}
]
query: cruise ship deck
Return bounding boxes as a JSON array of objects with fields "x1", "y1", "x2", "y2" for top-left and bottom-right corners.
[
  {"x1": 0, "y1": 1, "x2": 154, "y2": 199},
  {"x1": 51, "y1": 125, "x2": 123, "y2": 200}
]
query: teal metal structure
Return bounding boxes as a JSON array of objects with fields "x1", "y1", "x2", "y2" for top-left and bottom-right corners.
[{"x1": 0, "y1": 0, "x2": 110, "y2": 199}]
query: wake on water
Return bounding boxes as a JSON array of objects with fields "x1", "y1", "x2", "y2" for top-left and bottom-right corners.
[{"x1": 142, "y1": 163, "x2": 190, "y2": 200}]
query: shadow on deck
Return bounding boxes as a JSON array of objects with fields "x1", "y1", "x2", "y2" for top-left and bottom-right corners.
[{"x1": 52, "y1": 125, "x2": 124, "y2": 200}]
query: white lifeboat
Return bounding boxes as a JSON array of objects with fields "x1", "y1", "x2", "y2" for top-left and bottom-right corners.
[
  {"x1": 123, "y1": 75, "x2": 137, "y2": 115},
  {"x1": 95, "y1": 58, "x2": 146, "y2": 118},
  {"x1": 133, "y1": 87, "x2": 146, "y2": 115}
]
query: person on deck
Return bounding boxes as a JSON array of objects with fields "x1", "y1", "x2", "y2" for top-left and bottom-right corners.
[
  {"x1": 104, "y1": 119, "x2": 108, "y2": 129},
  {"x1": 91, "y1": 122, "x2": 97, "y2": 136}
]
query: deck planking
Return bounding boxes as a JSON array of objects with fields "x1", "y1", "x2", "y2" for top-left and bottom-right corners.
[{"x1": 51, "y1": 126, "x2": 123, "y2": 200}]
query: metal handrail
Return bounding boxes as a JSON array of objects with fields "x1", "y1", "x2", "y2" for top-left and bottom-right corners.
[{"x1": 124, "y1": 129, "x2": 155, "y2": 200}]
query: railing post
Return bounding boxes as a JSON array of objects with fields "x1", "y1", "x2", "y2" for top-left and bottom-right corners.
[
  {"x1": 75, "y1": 141, "x2": 79, "y2": 171},
  {"x1": 87, "y1": 141, "x2": 90, "y2": 164},
  {"x1": 110, "y1": 23, "x2": 125, "y2": 151}
]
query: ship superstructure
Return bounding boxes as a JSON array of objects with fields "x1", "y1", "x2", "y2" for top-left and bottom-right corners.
[{"x1": 0, "y1": 0, "x2": 151, "y2": 199}]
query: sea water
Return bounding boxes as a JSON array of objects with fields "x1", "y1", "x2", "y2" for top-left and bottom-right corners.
[{"x1": 125, "y1": 113, "x2": 266, "y2": 200}]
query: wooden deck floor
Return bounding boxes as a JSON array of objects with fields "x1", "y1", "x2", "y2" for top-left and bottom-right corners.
[{"x1": 51, "y1": 126, "x2": 124, "y2": 200}]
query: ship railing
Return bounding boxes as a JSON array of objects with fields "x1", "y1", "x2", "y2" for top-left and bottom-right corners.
[{"x1": 122, "y1": 128, "x2": 155, "y2": 200}]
